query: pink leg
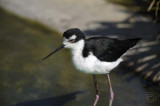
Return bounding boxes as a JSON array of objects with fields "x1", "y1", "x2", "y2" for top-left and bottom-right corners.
[
  {"x1": 93, "y1": 75, "x2": 100, "y2": 106},
  {"x1": 107, "y1": 74, "x2": 114, "y2": 106}
]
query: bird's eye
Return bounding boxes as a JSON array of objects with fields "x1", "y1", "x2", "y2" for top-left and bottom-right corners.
[{"x1": 69, "y1": 39, "x2": 75, "y2": 43}]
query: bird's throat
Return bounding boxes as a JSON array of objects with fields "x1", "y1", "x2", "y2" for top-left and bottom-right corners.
[{"x1": 70, "y1": 40, "x2": 85, "y2": 57}]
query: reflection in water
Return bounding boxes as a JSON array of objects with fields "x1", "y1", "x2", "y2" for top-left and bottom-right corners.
[
  {"x1": 0, "y1": 9, "x2": 159, "y2": 106},
  {"x1": 11, "y1": 91, "x2": 85, "y2": 106}
]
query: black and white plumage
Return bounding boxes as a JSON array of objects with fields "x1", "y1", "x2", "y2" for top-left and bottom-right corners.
[
  {"x1": 61, "y1": 28, "x2": 140, "y2": 74},
  {"x1": 83, "y1": 37, "x2": 140, "y2": 62},
  {"x1": 43, "y1": 28, "x2": 141, "y2": 106}
]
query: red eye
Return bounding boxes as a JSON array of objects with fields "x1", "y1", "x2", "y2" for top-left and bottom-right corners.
[{"x1": 69, "y1": 39, "x2": 75, "y2": 43}]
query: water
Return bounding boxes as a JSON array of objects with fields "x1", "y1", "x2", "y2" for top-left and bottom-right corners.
[{"x1": 0, "y1": 9, "x2": 159, "y2": 106}]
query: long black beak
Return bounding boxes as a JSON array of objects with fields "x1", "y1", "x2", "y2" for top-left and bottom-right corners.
[{"x1": 42, "y1": 44, "x2": 65, "y2": 60}]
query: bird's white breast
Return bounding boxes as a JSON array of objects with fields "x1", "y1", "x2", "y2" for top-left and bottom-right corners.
[{"x1": 69, "y1": 40, "x2": 123, "y2": 74}]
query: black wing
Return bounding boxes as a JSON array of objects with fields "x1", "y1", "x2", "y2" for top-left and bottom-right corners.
[{"x1": 82, "y1": 37, "x2": 140, "y2": 62}]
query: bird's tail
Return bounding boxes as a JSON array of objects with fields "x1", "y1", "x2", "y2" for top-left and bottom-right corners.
[{"x1": 125, "y1": 38, "x2": 141, "y2": 48}]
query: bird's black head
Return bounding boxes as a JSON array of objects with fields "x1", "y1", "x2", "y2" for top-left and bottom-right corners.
[
  {"x1": 42, "y1": 28, "x2": 85, "y2": 60},
  {"x1": 63, "y1": 28, "x2": 85, "y2": 43}
]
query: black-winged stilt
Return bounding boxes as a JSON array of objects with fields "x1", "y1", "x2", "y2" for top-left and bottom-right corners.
[{"x1": 43, "y1": 28, "x2": 141, "y2": 106}]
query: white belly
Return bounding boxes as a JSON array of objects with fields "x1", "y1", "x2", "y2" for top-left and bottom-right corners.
[
  {"x1": 72, "y1": 52, "x2": 123, "y2": 74},
  {"x1": 67, "y1": 40, "x2": 123, "y2": 74}
]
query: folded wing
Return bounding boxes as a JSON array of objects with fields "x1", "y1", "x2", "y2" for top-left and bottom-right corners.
[{"x1": 83, "y1": 37, "x2": 140, "y2": 62}]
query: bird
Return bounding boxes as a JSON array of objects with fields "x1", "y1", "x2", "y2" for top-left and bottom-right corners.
[{"x1": 42, "y1": 28, "x2": 141, "y2": 106}]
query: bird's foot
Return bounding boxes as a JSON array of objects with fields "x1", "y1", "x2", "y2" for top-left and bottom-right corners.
[{"x1": 93, "y1": 94, "x2": 99, "y2": 106}]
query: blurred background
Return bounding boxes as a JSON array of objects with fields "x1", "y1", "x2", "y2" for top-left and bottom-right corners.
[{"x1": 0, "y1": 0, "x2": 160, "y2": 106}]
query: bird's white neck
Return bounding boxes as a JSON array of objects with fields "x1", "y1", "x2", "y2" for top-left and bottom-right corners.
[{"x1": 70, "y1": 40, "x2": 85, "y2": 57}]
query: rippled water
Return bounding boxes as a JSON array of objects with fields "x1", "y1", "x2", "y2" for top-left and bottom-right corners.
[{"x1": 0, "y1": 9, "x2": 159, "y2": 106}]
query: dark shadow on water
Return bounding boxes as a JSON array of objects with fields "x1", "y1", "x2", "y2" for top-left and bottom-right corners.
[
  {"x1": 123, "y1": 39, "x2": 159, "y2": 84},
  {"x1": 10, "y1": 91, "x2": 84, "y2": 106},
  {"x1": 84, "y1": 15, "x2": 160, "y2": 39}
]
